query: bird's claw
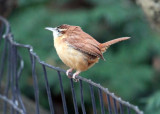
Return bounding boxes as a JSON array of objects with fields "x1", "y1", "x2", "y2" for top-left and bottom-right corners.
[
  {"x1": 66, "y1": 70, "x2": 80, "y2": 82},
  {"x1": 72, "y1": 74, "x2": 79, "y2": 82},
  {"x1": 66, "y1": 69, "x2": 73, "y2": 78}
]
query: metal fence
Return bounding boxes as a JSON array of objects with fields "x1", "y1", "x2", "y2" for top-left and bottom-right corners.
[{"x1": 0, "y1": 16, "x2": 143, "y2": 114}]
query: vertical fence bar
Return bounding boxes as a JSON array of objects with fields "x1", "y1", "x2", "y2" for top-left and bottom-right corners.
[
  {"x1": 15, "y1": 47, "x2": 19, "y2": 114},
  {"x1": 70, "y1": 79, "x2": 79, "y2": 114},
  {"x1": 0, "y1": 38, "x2": 7, "y2": 88},
  {"x1": 16, "y1": 88, "x2": 26, "y2": 114},
  {"x1": 29, "y1": 53, "x2": 40, "y2": 114},
  {"x1": 120, "y1": 103, "x2": 124, "y2": 114},
  {"x1": 3, "y1": 40, "x2": 11, "y2": 114},
  {"x1": 14, "y1": 47, "x2": 26, "y2": 114},
  {"x1": 106, "y1": 94, "x2": 112, "y2": 114},
  {"x1": 127, "y1": 107, "x2": 131, "y2": 114},
  {"x1": 17, "y1": 54, "x2": 23, "y2": 79},
  {"x1": 13, "y1": 42, "x2": 20, "y2": 114},
  {"x1": 57, "y1": 71, "x2": 68, "y2": 114},
  {"x1": 89, "y1": 84, "x2": 97, "y2": 114},
  {"x1": 113, "y1": 98, "x2": 118, "y2": 114},
  {"x1": 10, "y1": 44, "x2": 16, "y2": 114},
  {"x1": 16, "y1": 53, "x2": 26, "y2": 114},
  {"x1": 0, "y1": 22, "x2": 4, "y2": 44},
  {"x1": 79, "y1": 80, "x2": 86, "y2": 114},
  {"x1": 42, "y1": 65, "x2": 55, "y2": 114},
  {"x1": 98, "y1": 89, "x2": 105, "y2": 114}
]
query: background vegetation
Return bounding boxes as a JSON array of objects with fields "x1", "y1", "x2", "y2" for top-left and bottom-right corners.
[{"x1": 1, "y1": 0, "x2": 160, "y2": 113}]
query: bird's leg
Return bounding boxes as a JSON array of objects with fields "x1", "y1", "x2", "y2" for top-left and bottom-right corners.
[
  {"x1": 72, "y1": 71, "x2": 81, "y2": 82},
  {"x1": 66, "y1": 68, "x2": 73, "y2": 78}
]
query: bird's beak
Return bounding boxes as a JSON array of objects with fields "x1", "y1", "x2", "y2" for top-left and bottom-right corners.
[{"x1": 45, "y1": 27, "x2": 56, "y2": 32}]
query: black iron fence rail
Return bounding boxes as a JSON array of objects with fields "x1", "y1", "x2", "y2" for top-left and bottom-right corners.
[{"x1": 0, "y1": 16, "x2": 143, "y2": 114}]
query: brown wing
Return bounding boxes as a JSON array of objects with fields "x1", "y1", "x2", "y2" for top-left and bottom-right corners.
[{"x1": 63, "y1": 26, "x2": 104, "y2": 59}]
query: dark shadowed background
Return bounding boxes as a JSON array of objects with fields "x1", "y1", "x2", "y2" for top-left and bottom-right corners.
[{"x1": 1, "y1": 0, "x2": 160, "y2": 114}]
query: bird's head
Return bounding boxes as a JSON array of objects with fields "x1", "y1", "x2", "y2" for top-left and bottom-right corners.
[{"x1": 45, "y1": 24, "x2": 70, "y2": 38}]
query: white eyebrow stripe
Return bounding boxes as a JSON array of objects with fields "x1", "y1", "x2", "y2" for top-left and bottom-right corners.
[{"x1": 59, "y1": 29, "x2": 67, "y2": 31}]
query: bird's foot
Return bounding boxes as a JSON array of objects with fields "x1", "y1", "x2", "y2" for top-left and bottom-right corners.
[
  {"x1": 72, "y1": 71, "x2": 81, "y2": 82},
  {"x1": 66, "y1": 68, "x2": 73, "y2": 78}
]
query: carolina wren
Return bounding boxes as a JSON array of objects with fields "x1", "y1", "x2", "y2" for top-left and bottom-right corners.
[{"x1": 45, "y1": 24, "x2": 130, "y2": 81}]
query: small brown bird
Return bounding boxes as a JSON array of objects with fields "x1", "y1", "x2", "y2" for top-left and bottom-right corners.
[{"x1": 45, "y1": 24, "x2": 130, "y2": 81}]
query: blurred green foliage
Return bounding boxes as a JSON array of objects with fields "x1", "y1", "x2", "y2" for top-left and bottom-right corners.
[
  {"x1": 7, "y1": 0, "x2": 160, "y2": 113},
  {"x1": 145, "y1": 91, "x2": 160, "y2": 114}
]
